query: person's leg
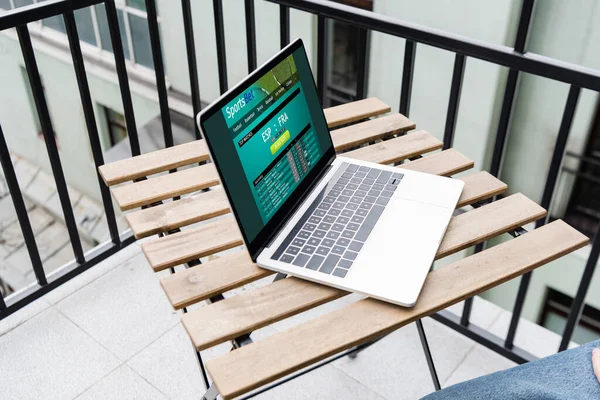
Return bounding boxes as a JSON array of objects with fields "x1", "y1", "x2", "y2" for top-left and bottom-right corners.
[{"x1": 422, "y1": 339, "x2": 600, "y2": 400}]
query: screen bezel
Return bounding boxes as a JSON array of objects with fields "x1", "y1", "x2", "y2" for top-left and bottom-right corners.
[{"x1": 198, "y1": 39, "x2": 336, "y2": 261}]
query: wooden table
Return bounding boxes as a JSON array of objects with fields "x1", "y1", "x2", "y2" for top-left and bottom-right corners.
[{"x1": 99, "y1": 97, "x2": 588, "y2": 399}]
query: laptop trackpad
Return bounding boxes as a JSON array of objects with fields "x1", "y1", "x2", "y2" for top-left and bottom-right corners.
[{"x1": 349, "y1": 198, "x2": 452, "y2": 306}]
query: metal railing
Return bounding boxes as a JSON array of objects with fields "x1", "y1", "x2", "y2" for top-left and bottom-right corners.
[{"x1": 0, "y1": 0, "x2": 598, "y2": 373}]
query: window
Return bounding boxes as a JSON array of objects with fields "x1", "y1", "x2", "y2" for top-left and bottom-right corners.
[
  {"x1": 2, "y1": 0, "x2": 156, "y2": 70},
  {"x1": 562, "y1": 103, "x2": 600, "y2": 237},
  {"x1": 103, "y1": 106, "x2": 128, "y2": 147},
  {"x1": 539, "y1": 288, "x2": 600, "y2": 345},
  {"x1": 326, "y1": 0, "x2": 373, "y2": 106}
]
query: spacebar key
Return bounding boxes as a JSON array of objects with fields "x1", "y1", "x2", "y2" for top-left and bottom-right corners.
[{"x1": 354, "y1": 205, "x2": 385, "y2": 242}]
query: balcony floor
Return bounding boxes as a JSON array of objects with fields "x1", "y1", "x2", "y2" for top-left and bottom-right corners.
[{"x1": 0, "y1": 243, "x2": 577, "y2": 400}]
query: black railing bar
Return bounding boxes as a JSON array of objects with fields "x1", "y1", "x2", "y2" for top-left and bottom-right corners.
[
  {"x1": 213, "y1": 0, "x2": 228, "y2": 94},
  {"x1": 1, "y1": 231, "x2": 135, "y2": 321},
  {"x1": 181, "y1": 0, "x2": 202, "y2": 140},
  {"x1": 0, "y1": 124, "x2": 47, "y2": 286},
  {"x1": 146, "y1": 0, "x2": 173, "y2": 148},
  {"x1": 244, "y1": 0, "x2": 257, "y2": 73},
  {"x1": 443, "y1": 53, "x2": 466, "y2": 150},
  {"x1": 564, "y1": 151, "x2": 600, "y2": 168},
  {"x1": 432, "y1": 310, "x2": 536, "y2": 364},
  {"x1": 105, "y1": 0, "x2": 141, "y2": 156},
  {"x1": 559, "y1": 225, "x2": 600, "y2": 351},
  {"x1": 399, "y1": 40, "x2": 416, "y2": 117},
  {"x1": 279, "y1": 5, "x2": 290, "y2": 49},
  {"x1": 562, "y1": 168, "x2": 600, "y2": 185},
  {"x1": 355, "y1": 28, "x2": 370, "y2": 100},
  {"x1": 316, "y1": 16, "x2": 328, "y2": 106},
  {"x1": 267, "y1": 0, "x2": 600, "y2": 92},
  {"x1": 0, "y1": 285, "x2": 6, "y2": 311},
  {"x1": 17, "y1": 25, "x2": 86, "y2": 265},
  {"x1": 63, "y1": 11, "x2": 120, "y2": 245},
  {"x1": 514, "y1": 0, "x2": 536, "y2": 53},
  {"x1": 0, "y1": 0, "x2": 103, "y2": 31}
]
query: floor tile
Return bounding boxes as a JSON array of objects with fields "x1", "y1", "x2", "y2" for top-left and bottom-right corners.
[
  {"x1": 0, "y1": 296, "x2": 50, "y2": 337},
  {"x1": 0, "y1": 308, "x2": 120, "y2": 400},
  {"x1": 77, "y1": 365, "x2": 166, "y2": 400},
  {"x1": 55, "y1": 252, "x2": 180, "y2": 361},
  {"x1": 443, "y1": 296, "x2": 504, "y2": 329}
]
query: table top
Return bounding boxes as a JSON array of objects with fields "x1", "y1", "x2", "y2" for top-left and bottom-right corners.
[{"x1": 99, "y1": 97, "x2": 588, "y2": 399}]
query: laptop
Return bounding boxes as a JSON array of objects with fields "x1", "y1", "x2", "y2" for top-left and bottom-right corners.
[{"x1": 197, "y1": 39, "x2": 464, "y2": 306}]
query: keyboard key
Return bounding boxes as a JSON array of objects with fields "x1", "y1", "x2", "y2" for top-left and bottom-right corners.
[
  {"x1": 316, "y1": 246, "x2": 330, "y2": 256},
  {"x1": 331, "y1": 223, "x2": 345, "y2": 232},
  {"x1": 355, "y1": 190, "x2": 367, "y2": 197},
  {"x1": 333, "y1": 202, "x2": 345, "y2": 209},
  {"x1": 372, "y1": 183, "x2": 384, "y2": 191},
  {"x1": 304, "y1": 223, "x2": 316, "y2": 231},
  {"x1": 329, "y1": 190, "x2": 341, "y2": 197},
  {"x1": 351, "y1": 215, "x2": 364, "y2": 223},
  {"x1": 323, "y1": 215, "x2": 336, "y2": 223},
  {"x1": 367, "y1": 169, "x2": 380, "y2": 179},
  {"x1": 302, "y1": 245, "x2": 316, "y2": 254},
  {"x1": 313, "y1": 230, "x2": 326, "y2": 238},
  {"x1": 333, "y1": 184, "x2": 344, "y2": 191},
  {"x1": 308, "y1": 216, "x2": 321, "y2": 224},
  {"x1": 341, "y1": 230, "x2": 355, "y2": 239},
  {"x1": 318, "y1": 222, "x2": 332, "y2": 231},
  {"x1": 320, "y1": 254, "x2": 341, "y2": 274},
  {"x1": 292, "y1": 253, "x2": 310, "y2": 267},
  {"x1": 323, "y1": 196, "x2": 336, "y2": 203},
  {"x1": 279, "y1": 254, "x2": 295, "y2": 263},
  {"x1": 358, "y1": 166, "x2": 370, "y2": 172},
  {"x1": 391, "y1": 172, "x2": 404, "y2": 179},
  {"x1": 341, "y1": 172, "x2": 354, "y2": 179},
  {"x1": 318, "y1": 202, "x2": 331, "y2": 210},
  {"x1": 345, "y1": 203, "x2": 359, "y2": 210},
  {"x1": 338, "y1": 259, "x2": 353, "y2": 269},
  {"x1": 355, "y1": 204, "x2": 385, "y2": 242},
  {"x1": 376, "y1": 197, "x2": 390, "y2": 206},
  {"x1": 338, "y1": 195, "x2": 350, "y2": 203},
  {"x1": 350, "y1": 196, "x2": 362, "y2": 204},
  {"x1": 359, "y1": 202, "x2": 373, "y2": 210},
  {"x1": 328, "y1": 208, "x2": 341, "y2": 216},
  {"x1": 341, "y1": 209, "x2": 353, "y2": 217},
  {"x1": 326, "y1": 231, "x2": 340, "y2": 240},
  {"x1": 347, "y1": 183, "x2": 359, "y2": 190},
  {"x1": 363, "y1": 178, "x2": 376, "y2": 185},
  {"x1": 307, "y1": 238, "x2": 321, "y2": 246},
  {"x1": 336, "y1": 238, "x2": 350, "y2": 247},
  {"x1": 358, "y1": 184, "x2": 371, "y2": 192},
  {"x1": 332, "y1": 268, "x2": 348, "y2": 278},
  {"x1": 350, "y1": 177, "x2": 362, "y2": 184},
  {"x1": 380, "y1": 190, "x2": 394, "y2": 198},
  {"x1": 292, "y1": 238, "x2": 306, "y2": 247},
  {"x1": 331, "y1": 245, "x2": 345, "y2": 255},
  {"x1": 337, "y1": 216, "x2": 350, "y2": 224},
  {"x1": 343, "y1": 250, "x2": 359, "y2": 260},
  {"x1": 345, "y1": 164, "x2": 359, "y2": 172},
  {"x1": 342, "y1": 189, "x2": 354, "y2": 197},
  {"x1": 322, "y1": 238, "x2": 335, "y2": 247},
  {"x1": 354, "y1": 171, "x2": 367, "y2": 178},
  {"x1": 390, "y1": 178, "x2": 401, "y2": 185},
  {"x1": 306, "y1": 255, "x2": 325, "y2": 270},
  {"x1": 298, "y1": 231, "x2": 311, "y2": 239},
  {"x1": 384, "y1": 184, "x2": 397, "y2": 192},
  {"x1": 349, "y1": 241, "x2": 363, "y2": 252},
  {"x1": 287, "y1": 246, "x2": 300, "y2": 255},
  {"x1": 314, "y1": 209, "x2": 327, "y2": 217},
  {"x1": 368, "y1": 190, "x2": 381, "y2": 197},
  {"x1": 376, "y1": 170, "x2": 392, "y2": 184},
  {"x1": 364, "y1": 195, "x2": 377, "y2": 203},
  {"x1": 337, "y1": 178, "x2": 349, "y2": 185},
  {"x1": 347, "y1": 222, "x2": 360, "y2": 231},
  {"x1": 355, "y1": 209, "x2": 368, "y2": 217}
]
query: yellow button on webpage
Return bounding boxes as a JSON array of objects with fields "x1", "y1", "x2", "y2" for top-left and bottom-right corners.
[{"x1": 270, "y1": 130, "x2": 290, "y2": 154}]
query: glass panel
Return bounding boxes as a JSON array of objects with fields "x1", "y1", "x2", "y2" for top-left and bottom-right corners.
[
  {"x1": 0, "y1": 0, "x2": 13, "y2": 10},
  {"x1": 126, "y1": 0, "x2": 146, "y2": 11},
  {"x1": 74, "y1": 8, "x2": 97, "y2": 46},
  {"x1": 95, "y1": 4, "x2": 131, "y2": 60},
  {"x1": 42, "y1": 15, "x2": 66, "y2": 33},
  {"x1": 543, "y1": 312, "x2": 600, "y2": 345},
  {"x1": 128, "y1": 13, "x2": 153, "y2": 69},
  {"x1": 13, "y1": 0, "x2": 33, "y2": 7}
]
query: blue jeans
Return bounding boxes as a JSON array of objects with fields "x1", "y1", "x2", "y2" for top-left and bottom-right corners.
[{"x1": 422, "y1": 339, "x2": 600, "y2": 399}]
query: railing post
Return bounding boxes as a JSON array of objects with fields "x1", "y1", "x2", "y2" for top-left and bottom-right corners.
[
  {"x1": 181, "y1": 0, "x2": 202, "y2": 139},
  {"x1": 355, "y1": 28, "x2": 370, "y2": 100},
  {"x1": 443, "y1": 53, "x2": 466, "y2": 150},
  {"x1": 213, "y1": 0, "x2": 228, "y2": 94},
  {"x1": 244, "y1": 0, "x2": 257, "y2": 73},
  {"x1": 279, "y1": 4, "x2": 289, "y2": 49},
  {"x1": 399, "y1": 40, "x2": 416, "y2": 117},
  {"x1": 317, "y1": 16, "x2": 329, "y2": 106}
]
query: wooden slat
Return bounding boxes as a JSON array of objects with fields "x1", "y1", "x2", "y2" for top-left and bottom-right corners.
[
  {"x1": 400, "y1": 148, "x2": 473, "y2": 176},
  {"x1": 111, "y1": 164, "x2": 219, "y2": 211},
  {"x1": 159, "y1": 171, "x2": 504, "y2": 310},
  {"x1": 206, "y1": 220, "x2": 588, "y2": 399},
  {"x1": 141, "y1": 216, "x2": 242, "y2": 272},
  {"x1": 324, "y1": 97, "x2": 391, "y2": 128},
  {"x1": 160, "y1": 251, "x2": 268, "y2": 309},
  {"x1": 344, "y1": 131, "x2": 442, "y2": 164},
  {"x1": 456, "y1": 171, "x2": 507, "y2": 208},
  {"x1": 182, "y1": 193, "x2": 546, "y2": 351},
  {"x1": 99, "y1": 99, "x2": 390, "y2": 186},
  {"x1": 99, "y1": 140, "x2": 209, "y2": 186},
  {"x1": 331, "y1": 113, "x2": 415, "y2": 152},
  {"x1": 125, "y1": 189, "x2": 230, "y2": 239}
]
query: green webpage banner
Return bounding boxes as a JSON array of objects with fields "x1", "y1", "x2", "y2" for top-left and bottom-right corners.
[{"x1": 227, "y1": 55, "x2": 321, "y2": 223}]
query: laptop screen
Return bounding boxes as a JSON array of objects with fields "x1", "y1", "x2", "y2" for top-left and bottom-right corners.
[{"x1": 200, "y1": 40, "x2": 335, "y2": 259}]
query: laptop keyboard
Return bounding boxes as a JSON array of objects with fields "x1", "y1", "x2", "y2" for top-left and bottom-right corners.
[{"x1": 272, "y1": 162, "x2": 403, "y2": 278}]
